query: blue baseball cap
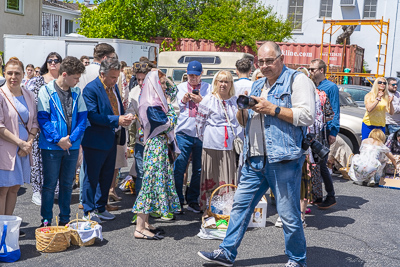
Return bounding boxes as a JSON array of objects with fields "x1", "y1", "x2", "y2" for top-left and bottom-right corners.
[{"x1": 187, "y1": 61, "x2": 202, "y2": 76}]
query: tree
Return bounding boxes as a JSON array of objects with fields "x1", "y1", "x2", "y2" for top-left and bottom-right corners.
[{"x1": 78, "y1": 0, "x2": 293, "y2": 49}]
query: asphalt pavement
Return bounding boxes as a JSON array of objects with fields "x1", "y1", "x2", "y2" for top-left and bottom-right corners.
[{"x1": 7, "y1": 159, "x2": 400, "y2": 267}]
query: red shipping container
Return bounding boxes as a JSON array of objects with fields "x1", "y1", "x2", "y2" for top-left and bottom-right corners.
[{"x1": 151, "y1": 38, "x2": 364, "y2": 84}]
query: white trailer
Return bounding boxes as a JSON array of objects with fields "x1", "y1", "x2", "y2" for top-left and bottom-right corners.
[{"x1": 3, "y1": 34, "x2": 159, "y2": 67}]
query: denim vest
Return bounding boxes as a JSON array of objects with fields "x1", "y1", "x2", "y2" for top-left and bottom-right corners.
[{"x1": 243, "y1": 65, "x2": 306, "y2": 163}]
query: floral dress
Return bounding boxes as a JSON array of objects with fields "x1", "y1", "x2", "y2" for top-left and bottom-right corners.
[
  {"x1": 26, "y1": 76, "x2": 47, "y2": 194},
  {"x1": 349, "y1": 142, "x2": 389, "y2": 183},
  {"x1": 132, "y1": 104, "x2": 181, "y2": 216}
]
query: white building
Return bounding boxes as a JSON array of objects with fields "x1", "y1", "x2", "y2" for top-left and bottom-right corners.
[
  {"x1": 261, "y1": 0, "x2": 400, "y2": 78},
  {"x1": 41, "y1": 0, "x2": 83, "y2": 37}
]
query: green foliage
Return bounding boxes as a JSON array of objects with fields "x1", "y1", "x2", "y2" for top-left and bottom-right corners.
[{"x1": 78, "y1": 0, "x2": 293, "y2": 49}]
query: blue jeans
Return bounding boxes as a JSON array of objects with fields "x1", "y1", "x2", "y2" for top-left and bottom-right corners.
[
  {"x1": 41, "y1": 149, "x2": 79, "y2": 224},
  {"x1": 387, "y1": 124, "x2": 400, "y2": 135},
  {"x1": 174, "y1": 132, "x2": 202, "y2": 205},
  {"x1": 134, "y1": 143, "x2": 144, "y2": 195},
  {"x1": 79, "y1": 162, "x2": 85, "y2": 204},
  {"x1": 219, "y1": 155, "x2": 306, "y2": 265}
]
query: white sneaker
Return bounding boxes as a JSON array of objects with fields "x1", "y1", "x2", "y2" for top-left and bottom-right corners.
[
  {"x1": 83, "y1": 213, "x2": 102, "y2": 224},
  {"x1": 95, "y1": 210, "x2": 115, "y2": 221},
  {"x1": 31, "y1": 192, "x2": 41, "y2": 206},
  {"x1": 275, "y1": 216, "x2": 283, "y2": 228}
]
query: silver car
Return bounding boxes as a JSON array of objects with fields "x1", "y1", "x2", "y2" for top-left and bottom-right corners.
[{"x1": 338, "y1": 84, "x2": 371, "y2": 108}]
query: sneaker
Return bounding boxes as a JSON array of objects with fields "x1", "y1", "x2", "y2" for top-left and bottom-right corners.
[
  {"x1": 95, "y1": 210, "x2": 115, "y2": 221},
  {"x1": 367, "y1": 179, "x2": 376, "y2": 187},
  {"x1": 31, "y1": 192, "x2": 41, "y2": 206},
  {"x1": 83, "y1": 213, "x2": 102, "y2": 224},
  {"x1": 197, "y1": 249, "x2": 233, "y2": 267},
  {"x1": 131, "y1": 214, "x2": 137, "y2": 225},
  {"x1": 317, "y1": 196, "x2": 336, "y2": 210},
  {"x1": 187, "y1": 203, "x2": 201, "y2": 213},
  {"x1": 275, "y1": 216, "x2": 283, "y2": 228},
  {"x1": 285, "y1": 260, "x2": 305, "y2": 267},
  {"x1": 149, "y1": 212, "x2": 161, "y2": 218},
  {"x1": 160, "y1": 213, "x2": 175, "y2": 221}
]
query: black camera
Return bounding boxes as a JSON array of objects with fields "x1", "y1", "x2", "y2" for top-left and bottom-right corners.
[
  {"x1": 237, "y1": 95, "x2": 258, "y2": 109},
  {"x1": 192, "y1": 89, "x2": 199, "y2": 95},
  {"x1": 301, "y1": 133, "x2": 330, "y2": 159}
]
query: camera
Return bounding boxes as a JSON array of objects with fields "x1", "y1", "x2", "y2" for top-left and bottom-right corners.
[
  {"x1": 301, "y1": 133, "x2": 330, "y2": 159},
  {"x1": 192, "y1": 89, "x2": 199, "y2": 95},
  {"x1": 237, "y1": 95, "x2": 258, "y2": 109}
]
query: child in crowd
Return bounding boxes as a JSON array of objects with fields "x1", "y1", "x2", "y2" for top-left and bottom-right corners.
[{"x1": 349, "y1": 129, "x2": 397, "y2": 186}]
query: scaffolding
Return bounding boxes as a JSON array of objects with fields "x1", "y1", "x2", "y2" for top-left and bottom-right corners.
[{"x1": 321, "y1": 17, "x2": 390, "y2": 85}]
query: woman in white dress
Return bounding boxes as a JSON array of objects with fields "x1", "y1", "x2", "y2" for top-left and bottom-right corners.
[{"x1": 349, "y1": 129, "x2": 397, "y2": 186}]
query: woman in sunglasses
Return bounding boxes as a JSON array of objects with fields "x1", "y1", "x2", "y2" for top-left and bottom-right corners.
[
  {"x1": 362, "y1": 77, "x2": 394, "y2": 140},
  {"x1": 26, "y1": 52, "x2": 62, "y2": 206}
]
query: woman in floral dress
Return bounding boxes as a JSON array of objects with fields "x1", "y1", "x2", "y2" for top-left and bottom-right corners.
[
  {"x1": 25, "y1": 52, "x2": 61, "y2": 205},
  {"x1": 132, "y1": 70, "x2": 181, "y2": 240}
]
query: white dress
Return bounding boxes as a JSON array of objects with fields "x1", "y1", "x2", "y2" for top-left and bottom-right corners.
[{"x1": 349, "y1": 140, "x2": 389, "y2": 182}]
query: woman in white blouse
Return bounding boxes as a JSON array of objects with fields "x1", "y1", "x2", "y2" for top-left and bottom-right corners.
[{"x1": 196, "y1": 71, "x2": 239, "y2": 211}]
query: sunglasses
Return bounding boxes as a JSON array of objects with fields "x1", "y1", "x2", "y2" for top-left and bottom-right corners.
[
  {"x1": 258, "y1": 54, "x2": 281, "y2": 67},
  {"x1": 35, "y1": 71, "x2": 39, "y2": 73},
  {"x1": 378, "y1": 81, "x2": 387, "y2": 85},
  {"x1": 133, "y1": 62, "x2": 148, "y2": 69},
  {"x1": 390, "y1": 83, "x2": 398, "y2": 87},
  {"x1": 308, "y1": 68, "x2": 319, "y2": 72},
  {"x1": 47, "y1": 59, "x2": 61, "y2": 64}
]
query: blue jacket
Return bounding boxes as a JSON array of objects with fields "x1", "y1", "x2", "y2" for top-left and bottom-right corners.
[
  {"x1": 243, "y1": 66, "x2": 306, "y2": 163},
  {"x1": 37, "y1": 80, "x2": 88, "y2": 150},
  {"x1": 317, "y1": 79, "x2": 340, "y2": 137},
  {"x1": 81, "y1": 76, "x2": 126, "y2": 151}
]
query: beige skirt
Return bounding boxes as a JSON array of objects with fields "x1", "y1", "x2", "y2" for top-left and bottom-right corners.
[
  {"x1": 115, "y1": 144, "x2": 128, "y2": 169},
  {"x1": 199, "y1": 148, "x2": 237, "y2": 211}
]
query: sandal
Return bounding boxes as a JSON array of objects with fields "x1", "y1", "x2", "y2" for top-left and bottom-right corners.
[
  {"x1": 146, "y1": 227, "x2": 165, "y2": 235},
  {"x1": 135, "y1": 230, "x2": 164, "y2": 240}
]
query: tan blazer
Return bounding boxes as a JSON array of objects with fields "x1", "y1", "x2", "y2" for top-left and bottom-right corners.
[{"x1": 0, "y1": 84, "x2": 39, "y2": 171}]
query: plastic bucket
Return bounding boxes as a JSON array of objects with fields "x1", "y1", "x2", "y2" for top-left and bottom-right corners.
[{"x1": 0, "y1": 215, "x2": 22, "y2": 263}]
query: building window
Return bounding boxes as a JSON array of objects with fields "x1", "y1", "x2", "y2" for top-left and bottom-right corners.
[
  {"x1": 65, "y1": 19, "x2": 74, "y2": 34},
  {"x1": 42, "y1": 12, "x2": 62, "y2": 37},
  {"x1": 5, "y1": 0, "x2": 23, "y2": 14},
  {"x1": 363, "y1": 0, "x2": 377, "y2": 18},
  {"x1": 320, "y1": 0, "x2": 333, "y2": 18},
  {"x1": 397, "y1": 72, "x2": 400, "y2": 79},
  {"x1": 288, "y1": 0, "x2": 304, "y2": 31}
]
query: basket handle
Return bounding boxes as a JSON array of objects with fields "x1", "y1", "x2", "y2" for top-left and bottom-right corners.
[
  {"x1": 207, "y1": 184, "x2": 237, "y2": 215},
  {"x1": 346, "y1": 153, "x2": 354, "y2": 169}
]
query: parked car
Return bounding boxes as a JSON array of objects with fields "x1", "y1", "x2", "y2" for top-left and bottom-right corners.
[
  {"x1": 338, "y1": 91, "x2": 364, "y2": 153},
  {"x1": 338, "y1": 84, "x2": 371, "y2": 108}
]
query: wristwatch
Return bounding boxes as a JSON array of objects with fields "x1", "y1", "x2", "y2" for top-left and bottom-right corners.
[{"x1": 274, "y1": 106, "x2": 281, "y2": 117}]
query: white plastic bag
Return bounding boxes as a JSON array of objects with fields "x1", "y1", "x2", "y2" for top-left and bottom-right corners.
[
  {"x1": 197, "y1": 226, "x2": 227, "y2": 240},
  {"x1": 0, "y1": 215, "x2": 22, "y2": 263}
]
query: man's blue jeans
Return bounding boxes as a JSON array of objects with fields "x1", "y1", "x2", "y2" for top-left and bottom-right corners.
[
  {"x1": 134, "y1": 143, "x2": 144, "y2": 195},
  {"x1": 219, "y1": 155, "x2": 307, "y2": 265},
  {"x1": 174, "y1": 132, "x2": 202, "y2": 205},
  {"x1": 41, "y1": 149, "x2": 79, "y2": 224}
]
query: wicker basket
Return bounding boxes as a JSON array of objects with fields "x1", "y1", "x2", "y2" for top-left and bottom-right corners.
[
  {"x1": 206, "y1": 184, "x2": 237, "y2": 223},
  {"x1": 339, "y1": 153, "x2": 354, "y2": 180},
  {"x1": 35, "y1": 226, "x2": 71, "y2": 253},
  {"x1": 68, "y1": 219, "x2": 98, "y2": 246}
]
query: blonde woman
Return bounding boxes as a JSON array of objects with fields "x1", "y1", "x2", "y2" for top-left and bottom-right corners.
[
  {"x1": 196, "y1": 71, "x2": 239, "y2": 211},
  {"x1": 362, "y1": 77, "x2": 394, "y2": 139}
]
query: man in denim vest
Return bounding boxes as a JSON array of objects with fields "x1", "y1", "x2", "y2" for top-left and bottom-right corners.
[{"x1": 198, "y1": 41, "x2": 315, "y2": 267}]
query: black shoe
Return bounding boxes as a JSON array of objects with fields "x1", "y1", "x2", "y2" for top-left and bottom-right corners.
[
  {"x1": 187, "y1": 203, "x2": 201, "y2": 213},
  {"x1": 19, "y1": 230, "x2": 26, "y2": 238},
  {"x1": 317, "y1": 196, "x2": 336, "y2": 210},
  {"x1": 197, "y1": 249, "x2": 233, "y2": 267},
  {"x1": 313, "y1": 198, "x2": 323, "y2": 204}
]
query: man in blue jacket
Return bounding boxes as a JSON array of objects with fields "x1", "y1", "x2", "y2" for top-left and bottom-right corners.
[
  {"x1": 309, "y1": 58, "x2": 339, "y2": 209},
  {"x1": 37, "y1": 56, "x2": 87, "y2": 226},
  {"x1": 81, "y1": 58, "x2": 133, "y2": 223}
]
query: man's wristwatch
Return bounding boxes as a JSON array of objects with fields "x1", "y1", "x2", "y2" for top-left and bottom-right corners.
[{"x1": 274, "y1": 106, "x2": 281, "y2": 117}]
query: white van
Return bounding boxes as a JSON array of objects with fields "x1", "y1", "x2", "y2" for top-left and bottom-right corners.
[{"x1": 158, "y1": 51, "x2": 254, "y2": 83}]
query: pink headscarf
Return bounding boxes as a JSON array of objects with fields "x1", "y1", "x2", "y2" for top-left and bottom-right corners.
[{"x1": 138, "y1": 71, "x2": 179, "y2": 153}]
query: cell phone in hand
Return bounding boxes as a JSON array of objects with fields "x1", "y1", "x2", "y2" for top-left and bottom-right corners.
[{"x1": 192, "y1": 89, "x2": 199, "y2": 95}]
